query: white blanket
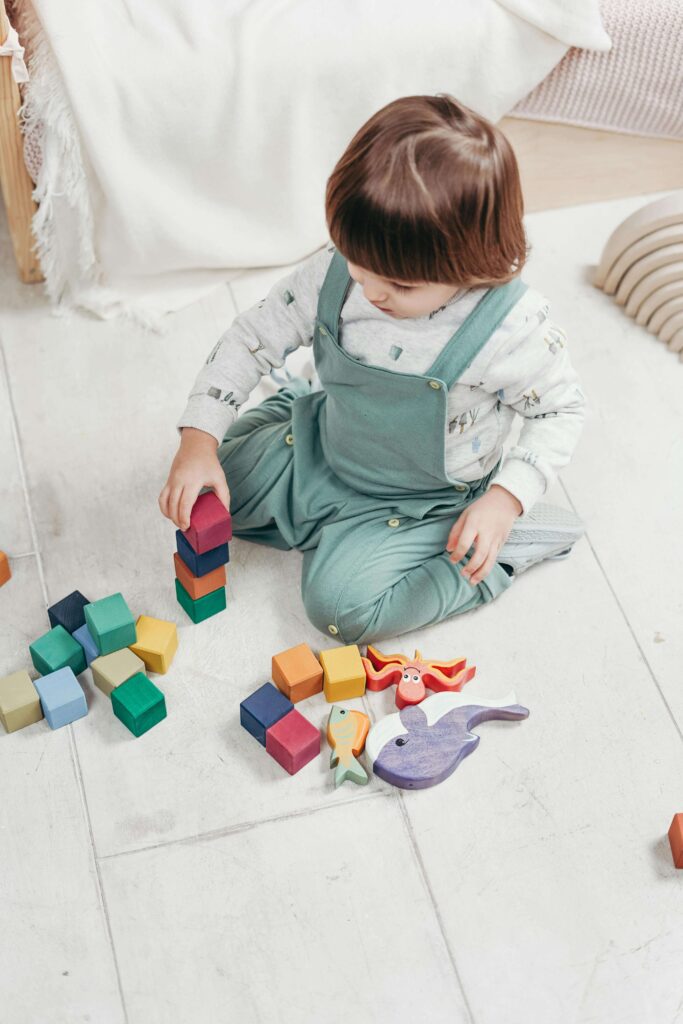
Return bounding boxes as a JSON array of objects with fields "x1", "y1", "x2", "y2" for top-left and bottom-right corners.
[{"x1": 18, "y1": 0, "x2": 610, "y2": 322}]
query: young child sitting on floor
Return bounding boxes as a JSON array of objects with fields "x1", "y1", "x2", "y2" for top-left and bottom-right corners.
[{"x1": 159, "y1": 93, "x2": 587, "y2": 644}]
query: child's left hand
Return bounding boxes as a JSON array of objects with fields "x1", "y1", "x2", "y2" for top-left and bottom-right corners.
[{"x1": 446, "y1": 484, "x2": 523, "y2": 585}]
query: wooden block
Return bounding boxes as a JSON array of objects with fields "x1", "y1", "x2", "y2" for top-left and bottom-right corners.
[
  {"x1": 91, "y1": 649, "x2": 146, "y2": 697},
  {"x1": 240, "y1": 682, "x2": 293, "y2": 746},
  {"x1": 319, "y1": 645, "x2": 366, "y2": 702},
  {"x1": 84, "y1": 593, "x2": 137, "y2": 655},
  {"x1": 266, "y1": 709, "x2": 321, "y2": 775},
  {"x1": 29, "y1": 625, "x2": 87, "y2": 677},
  {"x1": 71, "y1": 623, "x2": 99, "y2": 667},
  {"x1": 366, "y1": 691, "x2": 529, "y2": 790},
  {"x1": 0, "y1": 670, "x2": 43, "y2": 732},
  {"x1": 34, "y1": 667, "x2": 87, "y2": 730},
  {"x1": 173, "y1": 553, "x2": 226, "y2": 601},
  {"x1": 176, "y1": 531, "x2": 229, "y2": 577},
  {"x1": 129, "y1": 615, "x2": 178, "y2": 674},
  {"x1": 271, "y1": 643, "x2": 323, "y2": 702},
  {"x1": 0, "y1": 550, "x2": 10, "y2": 587},
  {"x1": 111, "y1": 672, "x2": 166, "y2": 737},
  {"x1": 181, "y1": 491, "x2": 233, "y2": 554},
  {"x1": 327, "y1": 706, "x2": 370, "y2": 786},
  {"x1": 175, "y1": 578, "x2": 226, "y2": 623},
  {"x1": 47, "y1": 589, "x2": 90, "y2": 634},
  {"x1": 668, "y1": 813, "x2": 683, "y2": 869}
]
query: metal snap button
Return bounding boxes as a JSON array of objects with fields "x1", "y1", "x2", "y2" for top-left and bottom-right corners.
[
  {"x1": 428, "y1": 380, "x2": 441, "y2": 390},
  {"x1": 387, "y1": 518, "x2": 400, "y2": 528},
  {"x1": 285, "y1": 433, "x2": 294, "y2": 446},
  {"x1": 454, "y1": 483, "x2": 468, "y2": 492},
  {"x1": 328, "y1": 624, "x2": 339, "y2": 635}
]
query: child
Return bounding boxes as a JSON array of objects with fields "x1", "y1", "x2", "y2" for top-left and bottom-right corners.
[{"x1": 159, "y1": 94, "x2": 586, "y2": 644}]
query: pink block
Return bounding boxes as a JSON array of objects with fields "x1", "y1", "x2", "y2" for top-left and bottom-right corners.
[
  {"x1": 182, "y1": 491, "x2": 233, "y2": 554},
  {"x1": 265, "y1": 709, "x2": 321, "y2": 775}
]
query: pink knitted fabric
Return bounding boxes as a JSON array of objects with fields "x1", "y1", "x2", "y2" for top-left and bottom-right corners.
[{"x1": 510, "y1": 0, "x2": 683, "y2": 139}]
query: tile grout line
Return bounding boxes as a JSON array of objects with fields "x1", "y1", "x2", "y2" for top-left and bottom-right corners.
[
  {"x1": 0, "y1": 336, "x2": 130, "y2": 1024},
  {"x1": 561, "y1": 480, "x2": 683, "y2": 745},
  {"x1": 97, "y1": 788, "x2": 392, "y2": 862},
  {"x1": 396, "y1": 794, "x2": 477, "y2": 1024}
]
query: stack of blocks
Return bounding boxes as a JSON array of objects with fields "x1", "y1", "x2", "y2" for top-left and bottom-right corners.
[
  {"x1": 239, "y1": 641, "x2": 367, "y2": 775},
  {"x1": 174, "y1": 492, "x2": 231, "y2": 623},
  {"x1": 0, "y1": 587, "x2": 175, "y2": 739}
]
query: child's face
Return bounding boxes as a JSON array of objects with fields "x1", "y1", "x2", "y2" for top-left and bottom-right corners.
[{"x1": 347, "y1": 261, "x2": 460, "y2": 320}]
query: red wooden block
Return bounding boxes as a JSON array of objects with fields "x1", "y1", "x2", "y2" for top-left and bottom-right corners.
[
  {"x1": 668, "y1": 813, "x2": 683, "y2": 868},
  {"x1": 266, "y1": 709, "x2": 321, "y2": 775},
  {"x1": 182, "y1": 492, "x2": 232, "y2": 555}
]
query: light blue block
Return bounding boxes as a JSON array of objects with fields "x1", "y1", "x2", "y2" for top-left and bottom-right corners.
[
  {"x1": 72, "y1": 623, "x2": 99, "y2": 667},
  {"x1": 34, "y1": 667, "x2": 88, "y2": 730}
]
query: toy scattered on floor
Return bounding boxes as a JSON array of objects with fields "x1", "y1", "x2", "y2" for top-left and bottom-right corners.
[
  {"x1": 47, "y1": 589, "x2": 90, "y2": 634},
  {"x1": 111, "y1": 672, "x2": 167, "y2": 737},
  {"x1": 362, "y1": 645, "x2": 476, "y2": 709},
  {"x1": 0, "y1": 550, "x2": 11, "y2": 587},
  {"x1": 327, "y1": 706, "x2": 370, "y2": 787},
  {"x1": 34, "y1": 667, "x2": 87, "y2": 730},
  {"x1": 0, "y1": 670, "x2": 43, "y2": 732},
  {"x1": 91, "y1": 648, "x2": 146, "y2": 697},
  {"x1": 240, "y1": 682, "x2": 321, "y2": 775},
  {"x1": 668, "y1": 813, "x2": 683, "y2": 869},
  {"x1": 129, "y1": 615, "x2": 178, "y2": 674},
  {"x1": 319, "y1": 644, "x2": 366, "y2": 702},
  {"x1": 29, "y1": 625, "x2": 87, "y2": 677},
  {"x1": 365, "y1": 691, "x2": 530, "y2": 790},
  {"x1": 72, "y1": 623, "x2": 99, "y2": 666},
  {"x1": 84, "y1": 592, "x2": 137, "y2": 655},
  {"x1": 174, "y1": 491, "x2": 230, "y2": 623},
  {"x1": 594, "y1": 190, "x2": 683, "y2": 358},
  {"x1": 272, "y1": 643, "x2": 323, "y2": 702}
]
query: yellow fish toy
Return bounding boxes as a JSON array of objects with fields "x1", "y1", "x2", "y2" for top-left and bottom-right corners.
[{"x1": 327, "y1": 706, "x2": 370, "y2": 787}]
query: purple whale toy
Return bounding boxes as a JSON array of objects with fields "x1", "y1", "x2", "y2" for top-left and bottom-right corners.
[{"x1": 366, "y1": 691, "x2": 529, "y2": 790}]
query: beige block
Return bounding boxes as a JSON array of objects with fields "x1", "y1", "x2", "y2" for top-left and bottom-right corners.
[
  {"x1": 91, "y1": 649, "x2": 145, "y2": 697},
  {"x1": 129, "y1": 615, "x2": 178, "y2": 674},
  {"x1": 0, "y1": 670, "x2": 43, "y2": 732}
]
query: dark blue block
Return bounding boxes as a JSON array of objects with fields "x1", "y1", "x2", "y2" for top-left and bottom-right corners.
[
  {"x1": 48, "y1": 590, "x2": 91, "y2": 634},
  {"x1": 240, "y1": 682, "x2": 293, "y2": 746},
  {"x1": 176, "y1": 531, "x2": 229, "y2": 577}
]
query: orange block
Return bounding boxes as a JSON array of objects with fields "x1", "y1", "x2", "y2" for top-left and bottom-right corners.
[
  {"x1": 173, "y1": 552, "x2": 226, "y2": 600},
  {"x1": 272, "y1": 643, "x2": 323, "y2": 703},
  {"x1": 0, "y1": 551, "x2": 10, "y2": 587},
  {"x1": 668, "y1": 813, "x2": 683, "y2": 868}
]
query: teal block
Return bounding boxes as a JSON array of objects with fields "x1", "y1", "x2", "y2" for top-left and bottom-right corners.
[
  {"x1": 111, "y1": 672, "x2": 166, "y2": 737},
  {"x1": 29, "y1": 625, "x2": 87, "y2": 676},
  {"x1": 175, "y1": 578, "x2": 226, "y2": 623},
  {"x1": 84, "y1": 593, "x2": 136, "y2": 655}
]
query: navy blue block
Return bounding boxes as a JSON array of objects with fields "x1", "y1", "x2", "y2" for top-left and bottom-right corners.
[
  {"x1": 48, "y1": 590, "x2": 91, "y2": 634},
  {"x1": 240, "y1": 682, "x2": 293, "y2": 746},
  {"x1": 176, "y1": 531, "x2": 229, "y2": 577}
]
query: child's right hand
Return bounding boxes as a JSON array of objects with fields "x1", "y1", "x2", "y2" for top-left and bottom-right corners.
[{"x1": 158, "y1": 427, "x2": 231, "y2": 532}]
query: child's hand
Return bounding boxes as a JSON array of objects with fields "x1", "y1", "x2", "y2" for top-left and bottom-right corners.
[
  {"x1": 446, "y1": 484, "x2": 523, "y2": 585},
  {"x1": 158, "y1": 427, "x2": 231, "y2": 531}
]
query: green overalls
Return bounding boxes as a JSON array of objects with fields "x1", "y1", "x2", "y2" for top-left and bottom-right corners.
[{"x1": 218, "y1": 250, "x2": 527, "y2": 644}]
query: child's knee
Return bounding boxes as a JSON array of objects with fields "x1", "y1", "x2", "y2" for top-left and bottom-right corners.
[{"x1": 301, "y1": 572, "x2": 373, "y2": 646}]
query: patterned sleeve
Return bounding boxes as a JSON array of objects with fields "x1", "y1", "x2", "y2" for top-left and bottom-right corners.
[
  {"x1": 176, "y1": 245, "x2": 334, "y2": 443},
  {"x1": 482, "y1": 306, "x2": 588, "y2": 515}
]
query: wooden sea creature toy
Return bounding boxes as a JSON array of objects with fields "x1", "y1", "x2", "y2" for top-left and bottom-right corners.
[
  {"x1": 362, "y1": 645, "x2": 475, "y2": 709},
  {"x1": 366, "y1": 691, "x2": 529, "y2": 790},
  {"x1": 327, "y1": 706, "x2": 370, "y2": 787}
]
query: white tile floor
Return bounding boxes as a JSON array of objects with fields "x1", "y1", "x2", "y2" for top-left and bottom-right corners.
[{"x1": 1, "y1": 191, "x2": 683, "y2": 1024}]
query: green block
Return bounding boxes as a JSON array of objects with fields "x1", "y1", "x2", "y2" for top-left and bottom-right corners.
[
  {"x1": 175, "y1": 578, "x2": 226, "y2": 623},
  {"x1": 84, "y1": 593, "x2": 136, "y2": 655},
  {"x1": 29, "y1": 625, "x2": 87, "y2": 676},
  {"x1": 111, "y1": 672, "x2": 166, "y2": 737}
]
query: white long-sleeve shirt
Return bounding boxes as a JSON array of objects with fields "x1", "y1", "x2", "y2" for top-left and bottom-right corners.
[{"x1": 178, "y1": 245, "x2": 587, "y2": 514}]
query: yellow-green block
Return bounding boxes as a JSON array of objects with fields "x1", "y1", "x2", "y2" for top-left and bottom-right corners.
[
  {"x1": 129, "y1": 615, "x2": 178, "y2": 674},
  {"x1": 319, "y1": 645, "x2": 366, "y2": 702},
  {"x1": 0, "y1": 670, "x2": 44, "y2": 732},
  {"x1": 91, "y1": 649, "x2": 146, "y2": 697}
]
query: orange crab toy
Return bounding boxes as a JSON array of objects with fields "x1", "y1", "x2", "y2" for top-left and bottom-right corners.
[{"x1": 361, "y1": 645, "x2": 476, "y2": 710}]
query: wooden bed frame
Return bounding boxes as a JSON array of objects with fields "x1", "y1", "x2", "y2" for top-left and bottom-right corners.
[{"x1": 1, "y1": 2, "x2": 681, "y2": 285}]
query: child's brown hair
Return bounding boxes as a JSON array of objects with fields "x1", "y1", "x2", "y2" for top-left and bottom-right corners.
[{"x1": 325, "y1": 94, "x2": 529, "y2": 289}]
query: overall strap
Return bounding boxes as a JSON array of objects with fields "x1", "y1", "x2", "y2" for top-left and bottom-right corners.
[
  {"x1": 426, "y1": 277, "x2": 529, "y2": 387},
  {"x1": 316, "y1": 249, "x2": 353, "y2": 336}
]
